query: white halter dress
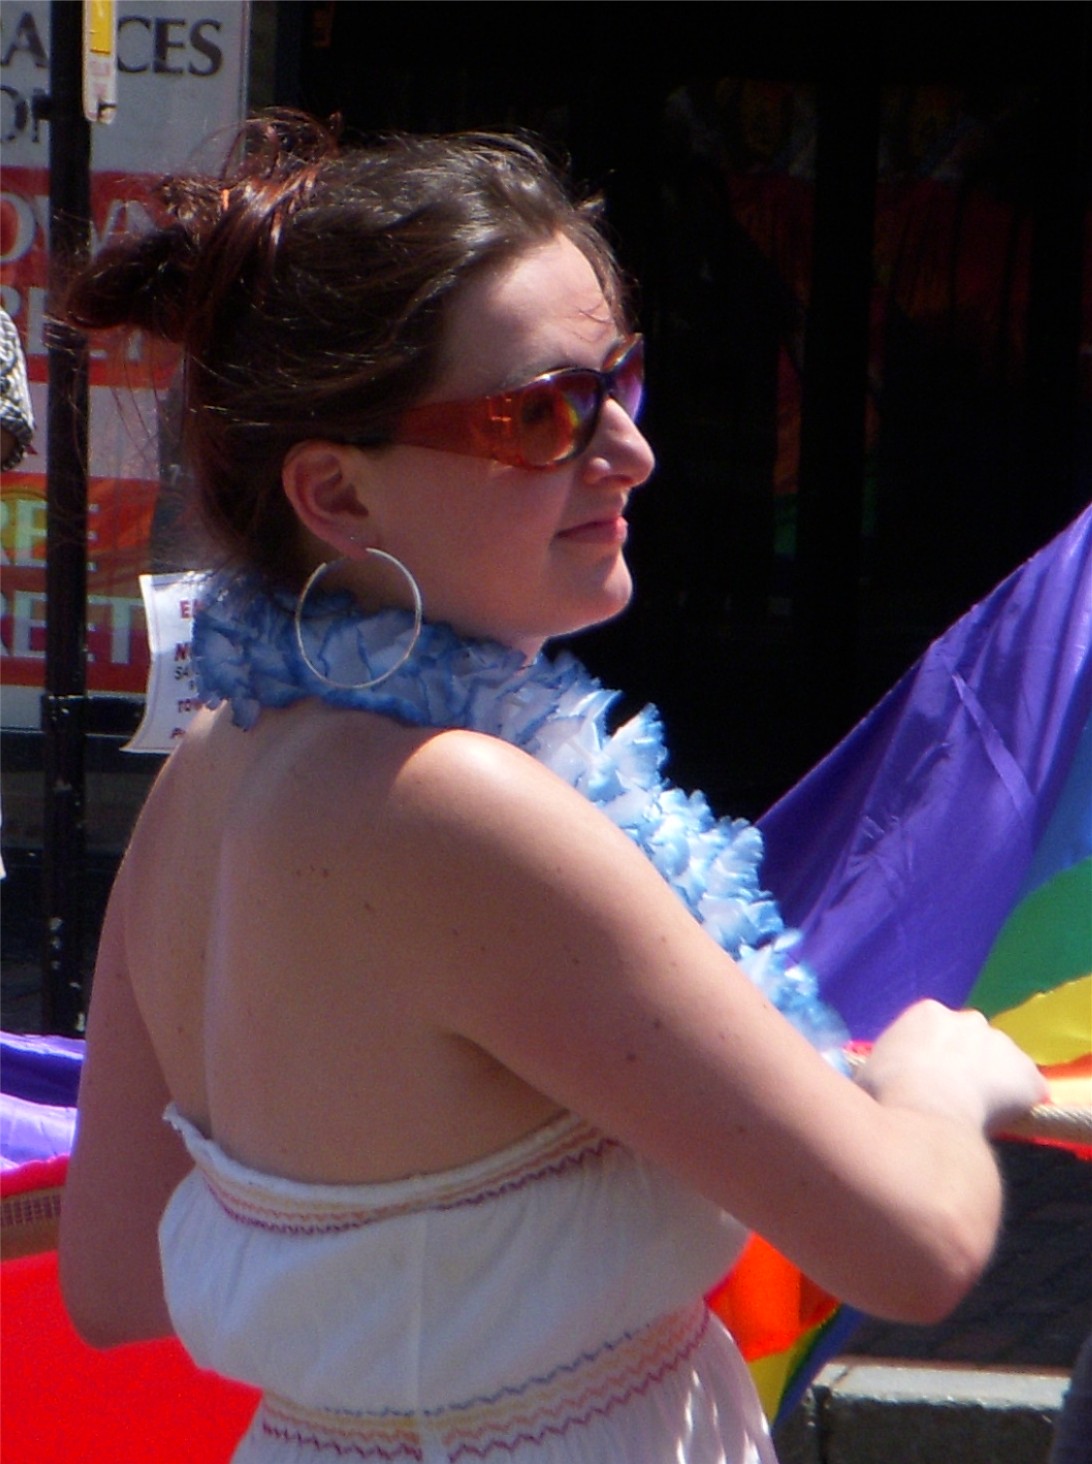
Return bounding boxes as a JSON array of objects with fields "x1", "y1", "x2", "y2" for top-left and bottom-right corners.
[{"x1": 160, "y1": 1107, "x2": 778, "y2": 1464}]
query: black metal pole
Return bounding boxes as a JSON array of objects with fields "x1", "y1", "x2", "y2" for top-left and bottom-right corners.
[{"x1": 41, "y1": 0, "x2": 91, "y2": 1035}]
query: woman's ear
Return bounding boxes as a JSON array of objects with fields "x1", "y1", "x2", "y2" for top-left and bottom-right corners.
[{"x1": 282, "y1": 441, "x2": 372, "y2": 557}]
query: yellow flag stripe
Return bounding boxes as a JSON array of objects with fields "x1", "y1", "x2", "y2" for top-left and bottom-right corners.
[{"x1": 989, "y1": 973, "x2": 1092, "y2": 1065}]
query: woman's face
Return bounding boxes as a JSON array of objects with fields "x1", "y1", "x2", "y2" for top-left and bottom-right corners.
[{"x1": 355, "y1": 235, "x2": 655, "y2": 657}]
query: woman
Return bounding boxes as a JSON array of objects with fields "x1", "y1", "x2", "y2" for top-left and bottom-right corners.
[{"x1": 58, "y1": 117, "x2": 1044, "y2": 1463}]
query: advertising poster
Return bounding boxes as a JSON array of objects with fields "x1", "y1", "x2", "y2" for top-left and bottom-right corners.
[{"x1": 1, "y1": 0, "x2": 249, "y2": 729}]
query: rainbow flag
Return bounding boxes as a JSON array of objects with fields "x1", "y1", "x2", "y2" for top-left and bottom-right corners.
[{"x1": 716, "y1": 502, "x2": 1092, "y2": 1423}]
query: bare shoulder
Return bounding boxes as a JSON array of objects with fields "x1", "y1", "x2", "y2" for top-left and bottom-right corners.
[
  {"x1": 378, "y1": 719, "x2": 621, "y2": 841},
  {"x1": 214, "y1": 710, "x2": 688, "y2": 1068},
  {"x1": 226, "y1": 706, "x2": 610, "y2": 867}
]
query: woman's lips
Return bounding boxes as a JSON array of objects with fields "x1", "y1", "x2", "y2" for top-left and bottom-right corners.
[{"x1": 557, "y1": 516, "x2": 628, "y2": 545}]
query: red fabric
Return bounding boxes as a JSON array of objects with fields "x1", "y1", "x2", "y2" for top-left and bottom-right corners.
[
  {"x1": 0, "y1": 1154, "x2": 68, "y2": 1199},
  {"x1": 707, "y1": 1233, "x2": 838, "y2": 1361},
  {"x1": 1, "y1": 1250, "x2": 257, "y2": 1462}
]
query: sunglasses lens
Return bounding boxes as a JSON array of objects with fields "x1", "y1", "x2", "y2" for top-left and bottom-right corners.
[
  {"x1": 390, "y1": 335, "x2": 645, "y2": 469},
  {"x1": 514, "y1": 376, "x2": 599, "y2": 467},
  {"x1": 513, "y1": 339, "x2": 644, "y2": 468},
  {"x1": 611, "y1": 341, "x2": 645, "y2": 421}
]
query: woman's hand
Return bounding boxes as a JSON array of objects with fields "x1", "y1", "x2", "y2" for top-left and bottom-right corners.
[{"x1": 854, "y1": 1000, "x2": 1049, "y2": 1135}]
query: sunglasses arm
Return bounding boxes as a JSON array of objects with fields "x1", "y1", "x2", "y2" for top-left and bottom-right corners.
[{"x1": 389, "y1": 396, "x2": 523, "y2": 465}]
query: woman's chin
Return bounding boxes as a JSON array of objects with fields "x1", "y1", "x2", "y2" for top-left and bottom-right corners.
[
  {"x1": 560, "y1": 571, "x2": 635, "y2": 639},
  {"x1": 441, "y1": 563, "x2": 634, "y2": 655},
  {"x1": 599, "y1": 560, "x2": 635, "y2": 620}
]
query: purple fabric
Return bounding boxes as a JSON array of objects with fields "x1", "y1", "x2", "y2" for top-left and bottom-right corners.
[
  {"x1": 759, "y1": 503, "x2": 1092, "y2": 1038},
  {"x1": 0, "y1": 1091, "x2": 76, "y2": 1170},
  {"x1": 1, "y1": 1031, "x2": 84, "y2": 1107}
]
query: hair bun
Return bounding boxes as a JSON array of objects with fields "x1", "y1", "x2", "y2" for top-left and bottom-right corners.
[
  {"x1": 61, "y1": 178, "x2": 219, "y2": 343},
  {"x1": 62, "y1": 113, "x2": 342, "y2": 344}
]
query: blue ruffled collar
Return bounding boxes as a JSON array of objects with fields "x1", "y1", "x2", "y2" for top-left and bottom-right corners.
[{"x1": 194, "y1": 576, "x2": 846, "y2": 1058}]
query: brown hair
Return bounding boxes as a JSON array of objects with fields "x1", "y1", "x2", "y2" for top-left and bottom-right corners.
[{"x1": 63, "y1": 114, "x2": 627, "y2": 585}]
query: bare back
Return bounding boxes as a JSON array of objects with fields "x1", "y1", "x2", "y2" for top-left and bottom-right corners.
[{"x1": 119, "y1": 700, "x2": 561, "y2": 1185}]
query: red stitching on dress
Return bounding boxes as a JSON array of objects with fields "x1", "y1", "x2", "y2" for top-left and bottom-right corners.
[
  {"x1": 200, "y1": 1127, "x2": 617, "y2": 1237},
  {"x1": 445, "y1": 1316, "x2": 708, "y2": 1460},
  {"x1": 259, "y1": 1422, "x2": 422, "y2": 1461},
  {"x1": 253, "y1": 1307, "x2": 709, "y2": 1461}
]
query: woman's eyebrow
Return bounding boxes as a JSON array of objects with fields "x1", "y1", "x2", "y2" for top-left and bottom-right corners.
[{"x1": 494, "y1": 336, "x2": 629, "y2": 393}]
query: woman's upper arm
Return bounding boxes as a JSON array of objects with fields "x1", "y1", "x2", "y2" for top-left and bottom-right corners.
[
  {"x1": 58, "y1": 875, "x2": 191, "y2": 1347},
  {"x1": 359, "y1": 731, "x2": 1005, "y2": 1322}
]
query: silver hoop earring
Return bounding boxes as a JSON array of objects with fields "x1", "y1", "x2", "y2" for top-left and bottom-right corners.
[{"x1": 293, "y1": 550, "x2": 424, "y2": 691}]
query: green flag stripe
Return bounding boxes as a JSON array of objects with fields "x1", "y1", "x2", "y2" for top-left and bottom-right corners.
[{"x1": 968, "y1": 856, "x2": 1092, "y2": 1016}]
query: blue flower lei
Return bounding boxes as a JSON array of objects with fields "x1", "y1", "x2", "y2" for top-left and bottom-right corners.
[{"x1": 194, "y1": 576, "x2": 847, "y2": 1061}]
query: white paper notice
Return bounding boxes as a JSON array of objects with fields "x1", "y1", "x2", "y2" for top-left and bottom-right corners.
[{"x1": 124, "y1": 572, "x2": 211, "y2": 753}]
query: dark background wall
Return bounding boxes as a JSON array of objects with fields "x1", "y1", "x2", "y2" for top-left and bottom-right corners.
[{"x1": 265, "y1": 0, "x2": 1090, "y2": 817}]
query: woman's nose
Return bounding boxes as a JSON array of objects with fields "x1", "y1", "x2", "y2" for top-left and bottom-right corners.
[{"x1": 581, "y1": 397, "x2": 655, "y2": 489}]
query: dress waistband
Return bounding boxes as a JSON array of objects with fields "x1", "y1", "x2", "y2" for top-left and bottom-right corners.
[
  {"x1": 167, "y1": 1104, "x2": 616, "y2": 1235},
  {"x1": 247, "y1": 1304, "x2": 711, "y2": 1462}
]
